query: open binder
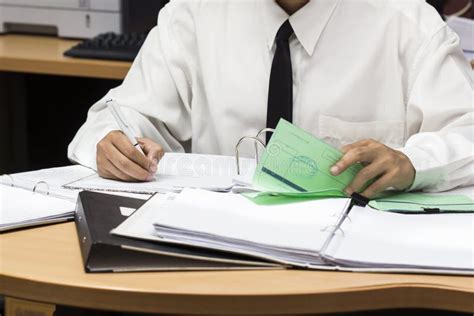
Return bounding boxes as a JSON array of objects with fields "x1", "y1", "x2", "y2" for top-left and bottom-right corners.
[
  {"x1": 114, "y1": 188, "x2": 474, "y2": 275},
  {"x1": 0, "y1": 166, "x2": 95, "y2": 232},
  {"x1": 76, "y1": 190, "x2": 279, "y2": 272}
]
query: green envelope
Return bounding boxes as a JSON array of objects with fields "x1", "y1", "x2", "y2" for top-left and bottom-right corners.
[{"x1": 251, "y1": 119, "x2": 363, "y2": 197}]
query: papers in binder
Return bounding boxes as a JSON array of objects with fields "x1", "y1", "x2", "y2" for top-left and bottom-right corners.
[
  {"x1": 0, "y1": 185, "x2": 76, "y2": 232},
  {"x1": 119, "y1": 188, "x2": 474, "y2": 275},
  {"x1": 116, "y1": 188, "x2": 350, "y2": 268},
  {"x1": 0, "y1": 165, "x2": 95, "y2": 232},
  {"x1": 447, "y1": 16, "x2": 474, "y2": 56},
  {"x1": 65, "y1": 153, "x2": 257, "y2": 194},
  {"x1": 0, "y1": 165, "x2": 95, "y2": 202}
]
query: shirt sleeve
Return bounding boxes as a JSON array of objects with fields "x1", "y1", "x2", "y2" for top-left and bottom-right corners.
[
  {"x1": 67, "y1": 2, "x2": 194, "y2": 170},
  {"x1": 399, "y1": 25, "x2": 474, "y2": 192}
]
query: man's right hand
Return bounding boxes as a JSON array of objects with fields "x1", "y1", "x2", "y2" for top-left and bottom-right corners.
[{"x1": 96, "y1": 131, "x2": 164, "y2": 182}]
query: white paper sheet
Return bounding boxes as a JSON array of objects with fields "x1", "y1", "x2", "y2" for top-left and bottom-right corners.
[
  {"x1": 447, "y1": 16, "x2": 474, "y2": 52},
  {"x1": 134, "y1": 189, "x2": 350, "y2": 265},
  {"x1": 0, "y1": 185, "x2": 75, "y2": 231},
  {"x1": 65, "y1": 153, "x2": 256, "y2": 194},
  {"x1": 0, "y1": 165, "x2": 95, "y2": 201},
  {"x1": 325, "y1": 206, "x2": 474, "y2": 271}
]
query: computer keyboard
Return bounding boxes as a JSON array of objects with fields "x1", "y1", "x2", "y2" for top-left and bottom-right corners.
[{"x1": 64, "y1": 32, "x2": 147, "y2": 61}]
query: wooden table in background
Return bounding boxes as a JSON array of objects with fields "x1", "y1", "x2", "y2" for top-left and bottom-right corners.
[
  {"x1": 0, "y1": 34, "x2": 473, "y2": 81},
  {"x1": 0, "y1": 34, "x2": 131, "y2": 79},
  {"x1": 0, "y1": 222, "x2": 473, "y2": 315}
]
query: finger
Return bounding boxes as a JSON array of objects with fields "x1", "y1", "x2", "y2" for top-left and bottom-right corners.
[
  {"x1": 345, "y1": 161, "x2": 388, "y2": 195},
  {"x1": 360, "y1": 172, "x2": 395, "y2": 198},
  {"x1": 103, "y1": 142, "x2": 154, "y2": 181},
  {"x1": 97, "y1": 153, "x2": 134, "y2": 181},
  {"x1": 103, "y1": 158, "x2": 137, "y2": 181},
  {"x1": 112, "y1": 133, "x2": 155, "y2": 172},
  {"x1": 331, "y1": 147, "x2": 377, "y2": 176},
  {"x1": 341, "y1": 139, "x2": 372, "y2": 153},
  {"x1": 137, "y1": 138, "x2": 164, "y2": 164}
]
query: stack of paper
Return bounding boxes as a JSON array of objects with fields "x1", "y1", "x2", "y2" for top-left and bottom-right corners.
[
  {"x1": 324, "y1": 206, "x2": 474, "y2": 272},
  {"x1": 65, "y1": 153, "x2": 256, "y2": 194},
  {"x1": 113, "y1": 188, "x2": 474, "y2": 275},
  {"x1": 114, "y1": 188, "x2": 351, "y2": 268}
]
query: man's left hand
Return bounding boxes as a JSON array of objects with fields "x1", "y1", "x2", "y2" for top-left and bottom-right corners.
[{"x1": 330, "y1": 139, "x2": 415, "y2": 198}]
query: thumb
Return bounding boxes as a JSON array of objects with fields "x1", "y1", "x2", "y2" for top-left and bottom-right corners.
[{"x1": 137, "y1": 138, "x2": 165, "y2": 164}]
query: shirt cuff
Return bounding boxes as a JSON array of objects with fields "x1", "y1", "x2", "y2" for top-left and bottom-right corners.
[{"x1": 397, "y1": 146, "x2": 444, "y2": 192}]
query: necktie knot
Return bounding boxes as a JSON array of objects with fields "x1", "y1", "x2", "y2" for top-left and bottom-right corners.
[{"x1": 275, "y1": 20, "x2": 294, "y2": 41}]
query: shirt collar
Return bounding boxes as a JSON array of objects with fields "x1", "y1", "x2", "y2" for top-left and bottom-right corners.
[{"x1": 261, "y1": 0, "x2": 341, "y2": 56}]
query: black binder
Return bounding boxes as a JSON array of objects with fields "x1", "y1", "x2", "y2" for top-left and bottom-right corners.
[{"x1": 75, "y1": 191, "x2": 277, "y2": 272}]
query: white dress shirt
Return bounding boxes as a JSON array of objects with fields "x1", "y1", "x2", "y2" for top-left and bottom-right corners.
[{"x1": 68, "y1": 0, "x2": 474, "y2": 192}]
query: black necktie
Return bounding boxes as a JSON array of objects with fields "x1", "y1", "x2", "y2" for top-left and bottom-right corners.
[{"x1": 266, "y1": 20, "x2": 294, "y2": 143}]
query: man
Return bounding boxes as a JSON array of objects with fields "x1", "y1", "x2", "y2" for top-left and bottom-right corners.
[{"x1": 69, "y1": 0, "x2": 474, "y2": 198}]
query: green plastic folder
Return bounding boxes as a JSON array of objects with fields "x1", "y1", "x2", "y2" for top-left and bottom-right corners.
[
  {"x1": 369, "y1": 192, "x2": 474, "y2": 213},
  {"x1": 251, "y1": 119, "x2": 364, "y2": 197},
  {"x1": 249, "y1": 119, "x2": 474, "y2": 213}
]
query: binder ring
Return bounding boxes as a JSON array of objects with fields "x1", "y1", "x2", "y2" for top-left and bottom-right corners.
[
  {"x1": 1, "y1": 174, "x2": 14, "y2": 187},
  {"x1": 255, "y1": 128, "x2": 275, "y2": 160},
  {"x1": 33, "y1": 181, "x2": 50, "y2": 195},
  {"x1": 255, "y1": 128, "x2": 275, "y2": 141},
  {"x1": 235, "y1": 136, "x2": 266, "y2": 175},
  {"x1": 321, "y1": 225, "x2": 345, "y2": 237}
]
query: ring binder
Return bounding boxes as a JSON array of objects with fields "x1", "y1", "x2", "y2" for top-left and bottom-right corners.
[
  {"x1": 33, "y1": 181, "x2": 50, "y2": 196},
  {"x1": 255, "y1": 128, "x2": 275, "y2": 140},
  {"x1": 234, "y1": 128, "x2": 275, "y2": 175},
  {"x1": 1, "y1": 174, "x2": 14, "y2": 187},
  {"x1": 235, "y1": 136, "x2": 265, "y2": 175},
  {"x1": 320, "y1": 194, "x2": 369, "y2": 257},
  {"x1": 321, "y1": 225, "x2": 345, "y2": 237}
]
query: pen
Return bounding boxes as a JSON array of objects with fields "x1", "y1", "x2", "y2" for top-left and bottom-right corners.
[{"x1": 106, "y1": 99, "x2": 145, "y2": 155}]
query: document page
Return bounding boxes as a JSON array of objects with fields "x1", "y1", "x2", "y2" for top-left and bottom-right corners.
[
  {"x1": 65, "y1": 153, "x2": 256, "y2": 194},
  {"x1": 1, "y1": 165, "x2": 95, "y2": 201},
  {"x1": 0, "y1": 185, "x2": 76, "y2": 231},
  {"x1": 252, "y1": 119, "x2": 363, "y2": 196},
  {"x1": 149, "y1": 189, "x2": 349, "y2": 266},
  {"x1": 325, "y1": 206, "x2": 474, "y2": 271},
  {"x1": 447, "y1": 16, "x2": 474, "y2": 52}
]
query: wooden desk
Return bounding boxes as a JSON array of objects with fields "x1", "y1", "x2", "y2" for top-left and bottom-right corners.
[
  {"x1": 0, "y1": 222, "x2": 473, "y2": 315},
  {"x1": 0, "y1": 34, "x2": 131, "y2": 79},
  {"x1": 0, "y1": 34, "x2": 472, "y2": 81}
]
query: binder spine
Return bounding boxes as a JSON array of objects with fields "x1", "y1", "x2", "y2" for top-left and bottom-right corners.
[{"x1": 74, "y1": 192, "x2": 93, "y2": 270}]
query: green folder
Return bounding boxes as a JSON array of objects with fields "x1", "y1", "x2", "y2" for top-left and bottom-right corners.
[
  {"x1": 248, "y1": 119, "x2": 474, "y2": 213},
  {"x1": 369, "y1": 192, "x2": 474, "y2": 213},
  {"x1": 252, "y1": 119, "x2": 364, "y2": 197}
]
